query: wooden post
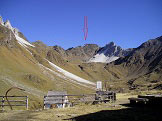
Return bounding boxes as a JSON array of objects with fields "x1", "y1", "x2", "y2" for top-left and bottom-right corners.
[
  {"x1": 83, "y1": 95, "x2": 85, "y2": 103},
  {"x1": 62, "y1": 95, "x2": 63, "y2": 108},
  {"x1": 112, "y1": 93, "x2": 114, "y2": 103},
  {"x1": 43, "y1": 96, "x2": 44, "y2": 109},
  {"x1": 114, "y1": 92, "x2": 116, "y2": 101},
  {"x1": 43, "y1": 96, "x2": 45, "y2": 110},
  {"x1": 2, "y1": 96, "x2": 4, "y2": 111},
  {"x1": 26, "y1": 96, "x2": 28, "y2": 110}
]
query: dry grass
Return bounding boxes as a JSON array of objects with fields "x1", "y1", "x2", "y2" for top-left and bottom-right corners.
[
  {"x1": 0, "y1": 92, "x2": 162, "y2": 121},
  {"x1": 0, "y1": 93, "x2": 143, "y2": 121},
  {"x1": 0, "y1": 103, "x2": 126, "y2": 121}
]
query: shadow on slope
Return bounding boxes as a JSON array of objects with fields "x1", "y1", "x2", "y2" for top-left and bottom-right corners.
[{"x1": 66, "y1": 104, "x2": 162, "y2": 121}]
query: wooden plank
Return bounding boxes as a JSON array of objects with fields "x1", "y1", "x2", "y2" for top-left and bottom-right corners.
[
  {"x1": 0, "y1": 96, "x2": 27, "y2": 98},
  {"x1": 0, "y1": 100, "x2": 26, "y2": 102},
  {"x1": 26, "y1": 96, "x2": 28, "y2": 110},
  {"x1": 44, "y1": 91, "x2": 115, "y2": 109},
  {"x1": 47, "y1": 91, "x2": 67, "y2": 96},
  {"x1": 44, "y1": 94, "x2": 95, "y2": 97},
  {"x1": 0, "y1": 96, "x2": 28, "y2": 110},
  {"x1": 45, "y1": 98, "x2": 64, "y2": 101},
  {"x1": 2, "y1": 97, "x2": 4, "y2": 110},
  {"x1": 138, "y1": 95, "x2": 155, "y2": 99},
  {"x1": 128, "y1": 98, "x2": 149, "y2": 102},
  {"x1": 0, "y1": 104, "x2": 26, "y2": 106}
]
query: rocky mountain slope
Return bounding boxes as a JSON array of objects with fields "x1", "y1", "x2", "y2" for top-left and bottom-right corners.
[
  {"x1": 89, "y1": 42, "x2": 133, "y2": 63},
  {"x1": 43, "y1": 41, "x2": 133, "y2": 64},
  {"x1": 49, "y1": 44, "x2": 99, "y2": 63},
  {"x1": 0, "y1": 16, "x2": 162, "y2": 109},
  {"x1": 32, "y1": 36, "x2": 162, "y2": 91},
  {"x1": 32, "y1": 41, "x2": 100, "y2": 64},
  {"x1": 105, "y1": 36, "x2": 162, "y2": 90},
  {"x1": 66, "y1": 44, "x2": 99, "y2": 62},
  {"x1": 0, "y1": 17, "x2": 97, "y2": 109}
]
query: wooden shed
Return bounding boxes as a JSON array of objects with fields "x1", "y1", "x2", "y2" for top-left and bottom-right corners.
[{"x1": 44, "y1": 91, "x2": 69, "y2": 109}]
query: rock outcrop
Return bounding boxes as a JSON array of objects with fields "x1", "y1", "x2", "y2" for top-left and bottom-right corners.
[{"x1": 89, "y1": 42, "x2": 133, "y2": 63}]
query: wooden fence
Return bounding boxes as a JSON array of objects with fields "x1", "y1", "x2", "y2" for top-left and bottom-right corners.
[
  {"x1": 44, "y1": 94, "x2": 95, "y2": 109},
  {"x1": 0, "y1": 96, "x2": 28, "y2": 110},
  {"x1": 44, "y1": 92, "x2": 116, "y2": 109}
]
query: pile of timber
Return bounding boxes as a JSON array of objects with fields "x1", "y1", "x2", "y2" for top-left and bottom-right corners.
[
  {"x1": 128, "y1": 94, "x2": 162, "y2": 106},
  {"x1": 94, "y1": 91, "x2": 116, "y2": 103}
]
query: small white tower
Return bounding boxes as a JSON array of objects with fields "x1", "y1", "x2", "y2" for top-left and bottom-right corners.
[{"x1": 97, "y1": 81, "x2": 102, "y2": 90}]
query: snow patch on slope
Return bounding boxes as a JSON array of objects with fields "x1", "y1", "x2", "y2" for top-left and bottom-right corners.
[
  {"x1": 38, "y1": 63, "x2": 96, "y2": 89},
  {"x1": 47, "y1": 60, "x2": 95, "y2": 85},
  {"x1": 89, "y1": 54, "x2": 119, "y2": 63},
  {"x1": 15, "y1": 34, "x2": 35, "y2": 47},
  {"x1": 88, "y1": 42, "x2": 121, "y2": 63},
  {"x1": 1, "y1": 17, "x2": 35, "y2": 48}
]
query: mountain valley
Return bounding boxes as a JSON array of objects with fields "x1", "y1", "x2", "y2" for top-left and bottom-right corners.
[{"x1": 0, "y1": 16, "x2": 162, "y2": 109}]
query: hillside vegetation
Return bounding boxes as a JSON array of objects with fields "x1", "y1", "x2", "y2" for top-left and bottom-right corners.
[{"x1": 0, "y1": 22, "x2": 162, "y2": 109}]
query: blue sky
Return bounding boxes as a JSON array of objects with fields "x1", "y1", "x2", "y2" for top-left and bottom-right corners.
[{"x1": 0, "y1": 0, "x2": 162, "y2": 49}]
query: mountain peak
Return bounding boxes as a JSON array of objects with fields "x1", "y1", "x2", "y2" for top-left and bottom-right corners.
[
  {"x1": 32, "y1": 40, "x2": 47, "y2": 48},
  {"x1": 89, "y1": 42, "x2": 132, "y2": 63},
  {"x1": 139, "y1": 36, "x2": 162, "y2": 49},
  {"x1": 156, "y1": 36, "x2": 162, "y2": 40},
  {"x1": 4, "y1": 20, "x2": 12, "y2": 30},
  {"x1": 52, "y1": 45, "x2": 66, "y2": 54},
  {"x1": 107, "y1": 41, "x2": 115, "y2": 46},
  {"x1": 84, "y1": 44, "x2": 98, "y2": 46},
  {"x1": 0, "y1": 16, "x2": 4, "y2": 25},
  {"x1": 0, "y1": 16, "x2": 20, "y2": 35}
]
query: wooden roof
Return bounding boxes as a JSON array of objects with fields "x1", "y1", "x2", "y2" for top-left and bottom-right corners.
[
  {"x1": 47, "y1": 91, "x2": 67, "y2": 96},
  {"x1": 44, "y1": 91, "x2": 67, "y2": 104}
]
